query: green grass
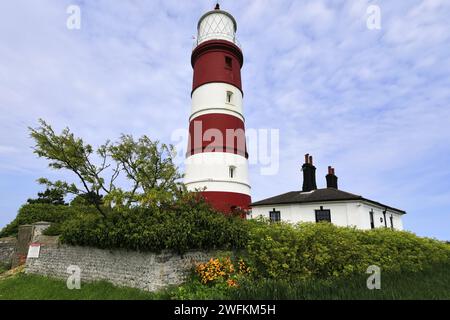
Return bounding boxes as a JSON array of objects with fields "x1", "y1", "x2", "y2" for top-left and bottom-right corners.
[
  {"x1": 232, "y1": 263, "x2": 450, "y2": 300},
  {"x1": 0, "y1": 273, "x2": 166, "y2": 300},
  {"x1": 1, "y1": 263, "x2": 449, "y2": 300}
]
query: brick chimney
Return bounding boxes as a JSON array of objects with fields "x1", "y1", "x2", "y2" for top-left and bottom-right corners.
[
  {"x1": 326, "y1": 166, "x2": 338, "y2": 189},
  {"x1": 302, "y1": 154, "x2": 317, "y2": 192}
]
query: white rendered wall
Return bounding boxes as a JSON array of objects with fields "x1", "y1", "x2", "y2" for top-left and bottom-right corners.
[
  {"x1": 356, "y1": 203, "x2": 404, "y2": 230},
  {"x1": 184, "y1": 152, "x2": 250, "y2": 195},
  {"x1": 197, "y1": 12, "x2": 236, "y2": 45},
  {"x1": 251, "y1": 200, "x2": 404, "y2": 231},
  {"x1": 191, "y1": 83, "x2": 243, "y2": 121}
]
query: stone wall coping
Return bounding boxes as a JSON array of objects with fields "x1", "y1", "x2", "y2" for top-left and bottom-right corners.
[{"x1": 32, "y1": 221, "x2": 52, "y2": 226}]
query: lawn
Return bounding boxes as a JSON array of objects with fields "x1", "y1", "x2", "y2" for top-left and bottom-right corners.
[
  {"x1": 0, "y1": 263, "x2": 449, "y2": 300},
  {"x1": 0, "y1": 272, "x2": 164, "y2": 300}
]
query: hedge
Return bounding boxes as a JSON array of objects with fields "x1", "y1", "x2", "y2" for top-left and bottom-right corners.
[
  {"x1": 0, "y1": 204, "x2": 97, "y2": 237},
  {"x1": 245, "y1": 220, "x2": 450, "y2": 280},
  {"x1": 60, "y1": 203, "x2": 249, "y2": 253}
]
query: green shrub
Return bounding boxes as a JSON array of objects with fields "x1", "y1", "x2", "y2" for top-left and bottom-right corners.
[
  {"x1": 60, "y1": 199, "x2": 249, "y2": 253},
  {"x1": 245, "y1": 220, "x2": 450, "y2": 281},
  {"x1": 42, "y1": 223, "x2": 63, "y2": 236},
  {"x1": 0, "y1": 204, "x2": 97, "y2": 237}
]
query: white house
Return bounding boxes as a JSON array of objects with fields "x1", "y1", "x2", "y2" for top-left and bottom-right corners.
[{"x1": 250, "y1": 154, "x2": 405, "y2": 230}]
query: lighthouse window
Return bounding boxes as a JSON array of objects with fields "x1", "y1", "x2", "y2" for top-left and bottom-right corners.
[
  {"x1": 229, "y1": 166, "x2": 236, "y2": 178},
  {"x1": 226, "y1": 91, "x2": 233, "y2": 104},
  {"x1": 225, "y1": 56, "x2": 232, "y2": 69}
]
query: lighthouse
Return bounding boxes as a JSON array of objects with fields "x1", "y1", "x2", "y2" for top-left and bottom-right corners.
[{"x1": 184, "y1": 4, "x2": 251, "y2": 214}]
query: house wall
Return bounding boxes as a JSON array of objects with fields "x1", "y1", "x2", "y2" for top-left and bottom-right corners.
[{"x1": 251, "y1": 200, "x2": 404, "y2": 230}]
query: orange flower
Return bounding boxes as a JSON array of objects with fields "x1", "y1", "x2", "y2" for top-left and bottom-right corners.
[
  {"x1": 226, "y1": 279, "x2": 238, "y2": 287},
  {"x1": 196, "y1": 257, "x2": 249, "y2": 285}
]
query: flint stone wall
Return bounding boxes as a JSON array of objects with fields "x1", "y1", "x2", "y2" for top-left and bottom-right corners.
[
  {"x1": 0, "y1": 237, "x2": 17, "y2": 267},
  {"x1": 25, "y1": 240, "x2": 213, "y2": 292}
]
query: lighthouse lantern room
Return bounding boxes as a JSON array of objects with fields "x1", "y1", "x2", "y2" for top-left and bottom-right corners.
[{"x1": 184, "y1": 5, "x2": 251, "y2": 214}]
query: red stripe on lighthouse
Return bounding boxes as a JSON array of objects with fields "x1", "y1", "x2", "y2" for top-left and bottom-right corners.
[
  {"x1": 200, "y1": 191, "x2": 251, "y2": 214},
  {"x1": 187, "y1": 113, "x2": 248, "y2": 157},
  {"x1": 192, "y1": 40, "x2": 243, "y2": 94}
]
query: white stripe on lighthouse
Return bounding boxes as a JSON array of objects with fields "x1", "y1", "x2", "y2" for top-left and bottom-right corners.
[
  {"x1": 184, "y1": 152, "x2": 251, "y2": 195},
  {"x1": 191, "y1": 82, "x2": 244, "y2": 121}
]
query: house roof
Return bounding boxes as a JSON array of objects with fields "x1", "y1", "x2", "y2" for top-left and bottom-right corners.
[{"x1": 250, "y1": 188, "x2": 406, "y2": 214}]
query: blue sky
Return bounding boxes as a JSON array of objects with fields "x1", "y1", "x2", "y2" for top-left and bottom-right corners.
[{"x1": 0, "y1": 0, "x2": 449, "y2": 240}]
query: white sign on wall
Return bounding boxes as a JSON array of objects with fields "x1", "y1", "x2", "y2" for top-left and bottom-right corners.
[{"x1": 27, "y1": 243, "x2": 41, "y2": 258}]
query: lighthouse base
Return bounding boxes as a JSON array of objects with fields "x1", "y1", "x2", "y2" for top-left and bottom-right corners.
[{"x1": 199, "y1": 191, "x2": 251, "y2": 215}]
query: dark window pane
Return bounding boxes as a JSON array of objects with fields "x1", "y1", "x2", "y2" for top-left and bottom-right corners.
[
  {"x1": 269, "y1": 209, "x2": 281, "y2": 222},
  {"x1": 370, "y1": 210, "x2": 375, "y2": 229},
  {"x1": 315, "y1": 209, "x2": 331, "y2": 223},
  {"x1": 225, "y1": 56, "x2": 232, "y2": 69}
]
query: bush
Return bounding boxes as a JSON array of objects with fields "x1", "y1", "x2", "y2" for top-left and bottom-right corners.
[
  {"x1": 245, "y1": 220, "x2": 450, "y2": 280},
  {"x1": 60, "y1": 199, "x2": 249, "y2": 253},
  {"x1": 0, "y1": 204, "x2": 97, "y2": 237},
  {"x1": 42, "y1": 223, "x2": 64, "y2": 236}
]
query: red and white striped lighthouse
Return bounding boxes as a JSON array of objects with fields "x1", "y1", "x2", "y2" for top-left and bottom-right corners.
[{"x1": 184, "y1": 4, "x2": 251, "y2": 213}]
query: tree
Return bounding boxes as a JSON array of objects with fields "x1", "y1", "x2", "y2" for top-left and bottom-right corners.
[
  {"x1": 107, "y1": 134, "x2": 183, "y2": 207},
  {"x1": 29, "y1": 119, "x2": 184, "y2": 216},
  {"x1": 27, "y1": 188, "x2": 67, "y2": 205},
  {"x1": 30, "y1": 119, "x2": 118, "y2": 217},
  {"x1": 70, "y1": 192, "x2": 104, "y2": 207}
]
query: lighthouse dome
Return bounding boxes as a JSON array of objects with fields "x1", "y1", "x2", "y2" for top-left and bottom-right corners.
[{"x1": 196, "y1": 6, "x2": 239, "y2": 47}]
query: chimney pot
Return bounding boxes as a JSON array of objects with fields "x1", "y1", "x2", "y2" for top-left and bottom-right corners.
[
  {"x1": 302, "y1": 154, "x2": 317, "y2": 192},
  {"x1": 326, "y1": 166, "x2": 338, "y2": 189}
]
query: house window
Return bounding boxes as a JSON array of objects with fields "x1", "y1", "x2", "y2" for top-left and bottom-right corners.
[
  {"x1": 229, "y1": 166, "x2": 236, "y2": 178},
  {"x1": 226, "y1": 91, "x2": 233, "y2": 103},
  {"x1": 390, "y1": 215, "x2": 394, "y2": 230},
  {"x1": 369, "y1": 210, "x2": 375, "y2": 229},
  {"x1": 269, "y1": 208, "x2": 281, "y2": 222},
  {"x1": 225, "y1": 56, "x2": 232, "y2": 69},
  {"x1": 383, "y1": 210, "x2": 387, "y2": 227},
  {"x1": 315, "y1": 206, "x2": 331, "y2": 223}
]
